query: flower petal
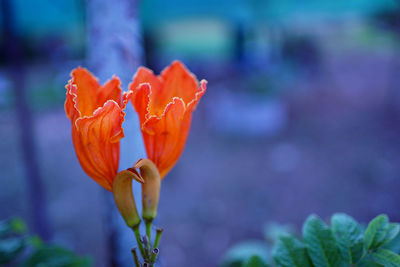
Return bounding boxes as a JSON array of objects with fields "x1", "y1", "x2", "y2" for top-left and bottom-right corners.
[
  {"x1": 130, "y1": 67, "x2": 161, "y2": 92},
  {"x1": 142, "y1": 97, "x2": 188, "y2": 178},
  {"x1": 131, "y1": 83, "x2": 151, "y2": 125},
  {"x1": 128, "y1": 61, "x2": 207, "y2": 179},
  {"x1": 129, "y1": 67, "x2": 162, "y2": 114},
  {"x1": 157, "y1": 61, "x2": 198, "y2": 111},
  {"x1": 65, "y1": 82, "x2": 79, "y2": 122},
  {"x1": 187, "y1": 79, "x2": 207, "y2": 113},
  {"x1": 122, "y1": 90, "x2": 133, "y2": 110},
  {"x1": 70, "y1": 67, "x2": 100, "y2": 117},
  {"x1": 73, "y1": 100, "x2": 125, "y2": 191},
  {"x1": 97, "y1": 75, "x2": 122, "y2": 107}
]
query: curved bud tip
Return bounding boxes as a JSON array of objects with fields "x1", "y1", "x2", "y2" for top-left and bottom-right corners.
[
  {"x1": 112, "y1": 169, "x2": 142, "y2": 228},
  {"x1": 134, "y1": 159, "x2": 161, "y2": 222},
  {"x1": 134, "y1": 158, "x2": 157, "y2": 171},
  {"x1": 127, "y1": 168, "x2": 145, "y2": 183}
]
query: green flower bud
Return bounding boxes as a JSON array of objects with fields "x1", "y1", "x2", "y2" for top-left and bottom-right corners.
[
  {"x1": 112, "y1": 169, "x2": 144, "y2": 228},
  {"x1": 134, "y1": 159, "x2": 161, "y2": 223}
]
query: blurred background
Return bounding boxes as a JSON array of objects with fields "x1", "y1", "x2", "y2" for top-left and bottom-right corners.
[{"x1": 1, "y1": 0, "x2": 400, "y2": 266}]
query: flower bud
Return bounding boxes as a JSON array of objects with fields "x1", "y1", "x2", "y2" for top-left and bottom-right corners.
[
  {"x1": 112, "y1": 169, "x2": 144, "y2": 228},
  {"x1": 134, "y1": 159, "x2": 161, "y2": 222}
]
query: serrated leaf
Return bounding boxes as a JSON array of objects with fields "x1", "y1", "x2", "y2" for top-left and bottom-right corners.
[
  {"x1": 242, "y1": 255, "x2": 269, "y2": 267},
  {"x1": 364, "y1": 215, "x2": 389, "y2": 251},
  {"x1": 371, "y1": 248, "x2": 400, "y2": 267},
  {"x1": 302, "y1": 214, "x2": 346, "y2": 267},
  {"x1": 273, "y1": 234, "x2": 312, "y2": 267},
  {"x1": 331, "y1": 213, "x2": 364, "y2": 263}
]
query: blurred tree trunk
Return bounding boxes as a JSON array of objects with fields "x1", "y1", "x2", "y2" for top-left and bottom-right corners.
[
  {"x1": 86, "y1": 0, "x2": 143, "y2": 85},
  {"x1": 0, "y1": 0, "x2": 51, "y2": 240},
  {"x1": 86, "y1": 0, "x2": 142, "y2": 266}
]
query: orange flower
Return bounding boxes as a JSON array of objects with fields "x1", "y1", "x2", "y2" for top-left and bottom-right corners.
[
  {"x1": 129, "y1": 61, "x2": 207, "y2": 178},
  {"x1": 65, "y1": 67, "x2": 131, "y2": 191}
]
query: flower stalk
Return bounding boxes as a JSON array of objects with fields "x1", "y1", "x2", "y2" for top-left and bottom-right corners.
[
  {"x1": 153, "y1": 228, "x2": 163, "y2": 250},
  {"x1": 132, "y1": 225, "x2": 146, "y2": 259},
  {"x1": 150, "y1": 248, "x2": 160, "y2": 264},
  {"x1": 131, "y1": 225, "x2": 163, "y2": 266},
  {"x1": 131, "y1": 248, "x2": 140, "y2": 267},
  {"x1": 146, "y1": 221, "x2": 152, "y2": 245}
]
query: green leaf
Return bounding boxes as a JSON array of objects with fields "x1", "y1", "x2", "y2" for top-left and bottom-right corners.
[
  {"x1": 302, "y1": 214, "x2": 346, "y2": 267},
  {"x1": 264, "y1": 222, "x2": 295, "y2": 243},
  {"x1": 331, "y1": 213, "x2": 364, "y2": 263},
  {"x1": 364, "y1": 215, "x2": 389, "y2": 251},
  {"x1": 242, "y1": 255, "x2": 269, "y2": 267},
  {"x1": 381, "y1": 223, "x2": 400, "y2": 246},
  {"x1": 9, "y1": 218, "x2": 28, "y2": 235},
  {"x1": 27, "y1": 235, "x2": 44, "y2": 249},
  {"x1": 0, "y1": 237, "x2": 26, "y2": 264},
  {"x1": 220, "y1": 241, "x2": 270, "y2": 267},
  {"x1": 20, "y1": 245, "x2": 92, "y2": 267},
  {"x1": 371, "y1": 248, "x2": 400, "y2": 267},
  {"x1": 273, "y1": 234, "x2": 312, "y2": 267},
  {"x1": 383, "y1": 230, "x2": 400, "y2": 254},
  {"x1": 356, "y1": 254, "x2": 384, "y2": 267},
  {"x1": 0, "y1": 221, "x2": 11, "y2": 238},
  {"x1": 0, "y1": 217, "x2": 27, "y2": 239}
]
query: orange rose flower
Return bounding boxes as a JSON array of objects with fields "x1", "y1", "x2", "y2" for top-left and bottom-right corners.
[
  {"x1": 65, "y1": 67, "x2": 131, "y2": 191},
  {"x1": 129, "y1": 61, "x2": 207, "y2": 178}
]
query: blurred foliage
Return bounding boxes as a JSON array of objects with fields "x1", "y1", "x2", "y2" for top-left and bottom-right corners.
[
  {"x1": 0, "y1": 217, "x2": 91, "y2": 267},
  {"x1": 220, "y1": 241, "x2": 270, "y2": 267},
  {"x1": 140, "y1": 0, "x2": 400, "y2": 28},
  {"x1": 370, "y1": 4, "x2": 400, "y2": 37},
  {"x1": 281, "y1": 34, "x2": 321, "y2": 74},
  {"x1": 19, "y1": 246, "x2": 91, "y2": 267},
  {"x1": 263, "y1": 222, "x2": 295, "y2": 244},
  {"x1": 251, "y1": 0, "x2": 400, "y2": 23},
  {"x1": 0, "y1": 0, "x2": 85, "y2": 66},
  {"x1": 221, "y1": 213, "x2": 400, "y2": 267},
  {"x1": 6, "y1": 0, "x2": 84, "y2": 38},
  {"x1": 139, "y1": 0, "x2": 400, "y2": 64}
]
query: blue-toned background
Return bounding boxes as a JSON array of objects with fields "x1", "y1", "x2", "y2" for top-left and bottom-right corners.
[{"x1": 1, "y1": 0, "x2": 400, "y2": 266}]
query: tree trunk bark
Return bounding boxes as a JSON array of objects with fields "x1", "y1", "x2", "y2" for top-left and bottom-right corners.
[{"x1": 86, "y1": 0, "x2": 143, "y2": 266}]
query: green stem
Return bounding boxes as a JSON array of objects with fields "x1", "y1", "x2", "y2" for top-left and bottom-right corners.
[
  {"x1": 153, "y1": 228, "x2": 163, "y2": 249},
  {"x1": 145, "y1": 220, "x2": 152, "y2": 246},
  {"x1": 132, "y1": 225, "x2": 145, "y2": 258},
  {"x1": 150, "y1": 248, "x2": 159, "y2": 265},
  {"x1": 131, "y1": 248, "x2": 141, "y2": 267},
  {"x1": 142, "y1": 235, "x2": 150, "y2": 259}
]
